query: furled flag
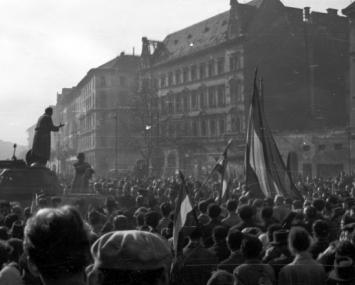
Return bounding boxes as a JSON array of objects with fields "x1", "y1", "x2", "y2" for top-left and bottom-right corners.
[
  {"x1": 30, "y1": 191, "x2": 38, "y2": 214},
  {"x1": 215, "y1": 139, "x2": 232, "y2": 205},
  {"x1": 173, "y1": 171, "x2": 194, "y2": 257},
  {"x1": 245, "y1": 68, "x2": 294, "y2": 198}
]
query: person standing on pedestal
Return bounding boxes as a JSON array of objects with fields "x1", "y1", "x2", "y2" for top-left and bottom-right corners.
[
  {"x1": 71, "y1": 153, "x2": 94, "y2": 193},
  {"x1": 31, "y1": 107, "x2": 64, "y2": 165}
]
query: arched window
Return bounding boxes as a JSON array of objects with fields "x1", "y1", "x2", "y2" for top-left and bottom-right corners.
[
  {"x1": 219, "y1": 118, "x2": 225, "y2": 135},
  {"x1": 230, "y1": 81, "x2": 241, "y2": 103},
  {"x1": 208, "y1": 87, "x2": 216, "y2": 107},
  {"x1": 200, "y1": 89, "x2": 206, "y2": 108},
  {"x1": 210, "y1": 120, "x2": 215, "y2": 136},
  {"x1": 201, "y1": 121, "x2": 206, "y2": 136},
  {"x1": 231, "y1": 117, "x2": 241, "y2": 133},
  {"x1": 183, "y1": 92, "x2": 189, "y2": 110},
  {"x1": 191, "y1": 91, "x2": 197, "y2": 109},
  {"x1": 217, "y1": 86, "x2": 225, "y2": 106},
  {"x1": 192, "y1": 121, "x2": 198, "y2": 136}
]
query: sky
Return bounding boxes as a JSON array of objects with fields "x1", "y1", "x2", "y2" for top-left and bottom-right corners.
[{"x1": 0, "y1": 0, "x2": 352, "y2": 146}]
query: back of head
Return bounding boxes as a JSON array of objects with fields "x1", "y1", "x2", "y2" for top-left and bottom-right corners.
[
  {"x1": 313, "y1": 220, "x2": 329, "y2": 238},
  {"x1": 160, "y1": 202, "x2": 172, "y2": 217},
  {"x1": 208, "y1": 204, "x2": 221, "y2": 219},
  {"x1": 144, "y1": 211, "x2": 160, "y2": 229},
  {"x1": 113, "y1": 215, "x2": 128, "y2": 231},
  {"x1": 252, "y1": 198, "x2": 263, "y2": 209},
  {"x1": 241, "y1": 235, "x2": 262, "y2": 259},
  {"x1": 24, "y1": 206, "x2": 90, "y2": 281},
  {"x1": 213, "y1": 226, "x2": 228, "y2": 242},
  {"x1": 274, "y1": 195, "x2": 284, "y2": 205},
  {"x1": 207, "y1": 270, "x2": 234, "y2": 285},
  {"x1": 88, "y1": 210, "x2": 101, "y2": 225},
  {"x1": 91, "y1": 230, "x2": 172, "y2": 285},
  {"x1": 227, "y1": 230, "x2": 244, "y2": 251},
  {"x1": 238, "y1": 205, "x2": 254, "y2": 221},
  {"x1": 198, "y1": 200, "x2": 208, "y2": 213},
  {"x1": 226, "y1": 199, "x2": 238, "y2": 212},
  {"x1": 292, "y1": 200, "x2": 303, "y2": 210},
  {"x1": 239, "y1": 195, "x2": 248, "y2": 205},
  {"x1": 304, "y1": 206, "x2": 317, "y2": 221},
  {"x1": 312, "y1": 199, "x2": 325, "y2": 212},
  {"x1": 0, "y1": 240, "x2": 12, "y2": 267},
  {"x1": 261, "y1": 207, "x2": 273, "y2": 220},
  {"x1": 288, "y1": 226, "x2": 310, "y2": 254}
]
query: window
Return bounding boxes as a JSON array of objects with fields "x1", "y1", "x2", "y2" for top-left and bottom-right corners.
[
  {"x1": 167, "y1": 96, "x2": 173, "y2": 112},
  {"x1": 183, "y1": 122, "x2": 189, "y2": 136},
  {"x1": 191, "y1": 91, "x2": 197, "y2": 109},
  {"x1": 201, "y1": 121, "x2": 206, "y2": 136},
  {"x1": 120, "y1": 77, "x2": 126, "y2": 87},
  {"x1": 219, "y1": 119, "x2": 225, "y2": 135},
  {"x1": 191, "y1": 65, "x2": 197, "y2": 81},
  {"x1": 161, "y1": 76, "x2": 166, "y2": 87},
  {"x1": 175, "y1": 94, "x2": 181, "y2": 112},
  {"x1": 217, "y1": 85, "x2": 225, "y2": 106},
  {"x1": 217, "y1": 58, "x2": 224, "y2": 75},
  {"x1": 168, "y1": 73, "x2": 173, "y2": 86},
  {"x1": 208, "y1": 60, "x2": 215, "y2": 77},
  {"x1": 232, "y1": 117, "x2": 241, "y2": 133},
  {"x1": 210, "y1": 120, "x2": 216, "y2": 136},
  {"x1": 192, "y1": 121, "x2": 198, "y2": 136},
  {"x1": 230, "y1": 53, "x2": 240, "y2": 71},
  {"x1": 334, "y1": 143, "x2": 343, "y2": 150},
  {"x1": 183, "y1": 68, "x2": 188, "y2": 83},
  {"x1": 318, "y1": 144, "x2": 326, "y2": 151},
  {"x1": 230, "y1": 81, "x2": 241, "y2": 103},
  {"x1": 175, "y1": 70, "x2": 181, "y2": 84},
  {"x1": 199, "y1": 89, "x2": 206, "y2": 108},
  {"x1": 100, "y1": 76, "x2": 106, "y2": 87},
  {"x1": 208, "y1": 87, "x2": 216, "y2": 107},
  {"x1": 100, "y1": 91, "x2": 107, "y2": 108},
  {"x1": 161, "y1": 97, "x2": 166, "y2": 113},
  {"x1": 199, "y1": 63, "x2": 206, "y2": 79},
  {"x1": 175, "y1": 122, "x2": 181, "y2": 137},
  {"x1": 183, "y1": 93, "x2": 189, "y2": 110}
]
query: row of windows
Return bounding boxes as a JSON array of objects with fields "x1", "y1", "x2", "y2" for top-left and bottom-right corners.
[
  {"x1": 161, "y1": 117, "x2": 242, "y2": 137},
  {"x1": 303, "y1": 143, "x2": 344, "y2": 151},
  {"x1": 80, "y1": 134, "x2": 95, "y2": 150},
  {"x1": 100, "y1": 76, "x2": 126, "y2": 87},
  {"x1": 160, "y1": 53, "x2": 241, "y2": 87},
  {"x1": 161, "y1": 83, "x2": 241, "y2": 113}
]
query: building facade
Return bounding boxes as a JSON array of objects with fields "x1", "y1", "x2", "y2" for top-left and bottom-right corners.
[
  {"x1": 141, "y1": 0, "x2": 349, "y2": 176},
  {"x1": 55, "y1": 53, "x2": 140, "y2": 175}
]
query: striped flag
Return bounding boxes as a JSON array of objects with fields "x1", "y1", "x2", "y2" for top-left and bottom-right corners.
[
  {"x1": 173, "y1": 171, "x2": 194, "y2": 257},
  {"x1": 30, "y1": 191, "x2": 38, "y2": 214},
  {"x1": 245, "y1": 69, "x2": 289, "y2": 198},
  {"x1": 215, "y1": 141, "x2": 232, "y2": 205}
]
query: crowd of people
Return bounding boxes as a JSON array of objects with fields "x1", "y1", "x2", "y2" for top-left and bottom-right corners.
[{"x1": 1, "y1": 171, "x2": 355, "y2": 284}]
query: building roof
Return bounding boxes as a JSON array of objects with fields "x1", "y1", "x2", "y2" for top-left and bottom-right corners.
[
  {"x1": 245, "y1": 0, "x2": 264, "y2": 8},
  {"x1": 153, "y1": 11, "x2": 230, "y2": 64},
  {"x1": 342, "y1": 2, "x2": 355, "y2": 16},
  {"x1": 97, "y1": 53, "x2": 140, "y2": 70}
]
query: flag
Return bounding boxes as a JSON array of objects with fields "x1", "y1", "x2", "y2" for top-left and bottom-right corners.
[
  {"x1": 245, "y1": 68, "x2": 290, "y2": 198},
  {"x1": 286, "y1": 153, "x2": 304, "y2": 201},
  {"x1": 30, "y1": 191, "x2": 38, "y2": 214},
  {"x1": 214, "y1": 141, "x2": 232, "y2": 205},
  {"x1": 173, "y1": 171, "x2": 194, "y2": 257}
]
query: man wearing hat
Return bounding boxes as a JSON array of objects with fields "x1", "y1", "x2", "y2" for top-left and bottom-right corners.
[
  {"x1": 262, "y1": 229, "x2": 294, "y2": 280},
  {"x1": 328, "y1": 257, "x2": 355, "y2": 285},
  {"x1": 87, "y1": 230, "x2": 172, "y2": 285},
  {"x1": 71, "y1": 153, "x2": 94, "y2": 193}
]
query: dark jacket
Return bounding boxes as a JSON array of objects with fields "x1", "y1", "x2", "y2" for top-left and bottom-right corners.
[
  {"x1": 230, "y1": 219, "x2": 262, "y2": 233},
  {"x1": 202, "y1": 219, "x2": 226, "y2": 248},
  {"x1": 308, "y1": 238, "x2": 329, "y2": 260},
  {"x1": 209, "y1": 241, "x2": 231, "y2": 263},
  {"x1": 218, "y1": 250, "x2": 244, "y2": 273}
]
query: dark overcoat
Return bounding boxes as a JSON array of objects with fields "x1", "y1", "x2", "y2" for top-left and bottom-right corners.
[{"x1": 32, "y1": 114, "x2": 60, "y2": 161}]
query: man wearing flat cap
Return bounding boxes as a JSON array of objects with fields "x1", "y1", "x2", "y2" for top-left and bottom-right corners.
[{"x1": 87, "y1": 230, "x2": 172, "y2": 285}]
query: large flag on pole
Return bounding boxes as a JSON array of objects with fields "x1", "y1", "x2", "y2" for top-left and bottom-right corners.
[
  {"x1": 245, "y1": 68, "x2": 299, "y2": 198},
  {"x1": 173, "y1": 171, "x2": 194, "y2": 258},
  {"x1": 215, "y1": 140, "x2": 232, "y2": 205}
]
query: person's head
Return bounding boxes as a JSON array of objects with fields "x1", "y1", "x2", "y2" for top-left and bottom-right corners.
[
  {"x1": 312, "y1": 199, "x2": 325, "y2": 213},
  {"x1": 267, "y1": 224, "x2": 282, "y2": 243},
  {"x1": 24, "y1": 207, "x2": 31, "y2": 219},
  {"x1": 24, "y1": 206, "x2": 90, "y2": 284},
  {"x1": 207, "y1": 270, "x2": 234, "y2": 285},
  {"x1": 288, "y1": 226, "x2": 310, "y2": 255},
  {"x1": 50, "y1": 197, "x2": 61, "y2": 208},
  {"x1": 208, "y1": 204, "x2": 222, "y2": 219},
  {"x1": 77, "y1": 152, "x2": 85, "y2": 162},
  {"x1": 38, "y1": 198, "x2": 48, "y2": 208},
  {"x1": 241, "y1": 235, "x2": 262, "y2": 260},
  {"x1": 0, "y1": 240, "x2": 12, "y2": 267},
  {"x1": 312, "y1": 220, "x2": 329, "y2": 239},
  {"x1": 274, "y1": 195, "x2": 284, "y2": 206},
  {"x1": 238, "y1": 205, "x2": 254, "y2": 221},
  {"x1": 136, "y1": 195, "x2": 145, "y2": 207},
  {"x1": 304, "y1": 206, "x2": 317, "y2": 221},
  {"x1": 44, "y1": 107, "x2": 53, "y2": 116},
  {"x1": 226, "y1": 199, "x2": 238, "y2": 213},
  {"x1": 263, "y1": 197, "x2": 274, "y2": 208},
  {"x1": 160, "y1": 203, "x2": 172, "y2": 218},
  {"x1": 239, "y1": 195, "x2": 248, "y2": 205},
  {"x1": 292, "y1": 200, "x2": 303, "y2": 210},
  {"x1": 271, "y1": 230, "x2": 289, "y2": 252},
  {"x1": 0, "y1": 226, "x2": 8, "y2": 240},
  {"x1": 284, "y1": 198, "x2": 293, "y2": 209},
  {"x1": 260, "y1": 207, "x2": 273, "y2": 221},
  {"x1": 148, "y1": 197, "x2": 158, "y2": 209},
  {"x1": 198, "y1": 200, "x2": 208, "y2": 214},
  {"x1": 212, "y1": 226, "x2": 228, "y2": 244},
  {"x1": 336, "y1": 240, "x2": 355, "y2": 261},
  {"x1": 88, "y1": 210, "x2": 101, "y2": 226},
  {"x1": 189, "y1": 227, "x2": 202, "y2": 242},
  {"x1": 144, "y1": 211, "x2": 160, "y2": 229},
  {"x1": 113, "y1": 215, "x2": 128, "y2": 231},
  {"x1": 227, "y1": 230, "x2": 244, "y2": 252},
  {"x1": 7, "y1": 238, "x2": 23, "y2": 263},
  {"x1": 0, "y1": 201, "x2": 11, "y2": 215},
  {"x1": 90, "y1": 230, "x2": 172, "y2": 285}
]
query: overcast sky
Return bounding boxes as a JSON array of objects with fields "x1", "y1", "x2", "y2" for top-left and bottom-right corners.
[{"x1": 0, "y1": 0, "x2": 352, "y2": 146}]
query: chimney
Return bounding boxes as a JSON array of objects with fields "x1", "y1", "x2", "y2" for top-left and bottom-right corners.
[
  {"x1": 304, "y1": 7, "x2": 310, "y2": 21},
  {"x1": 230, "y1": 0, "x2": 238, "y2": 8},
  {"x1": 326, "y1": 8, "x2": 338, "y2": 16},
  {"x1": 120, "y1": 51, "x2": 125, "y2": 57}
]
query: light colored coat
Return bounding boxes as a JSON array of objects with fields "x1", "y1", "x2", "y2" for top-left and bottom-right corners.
[{"x1": 278, "y1": 252, "x2": 326, "y2": 285}]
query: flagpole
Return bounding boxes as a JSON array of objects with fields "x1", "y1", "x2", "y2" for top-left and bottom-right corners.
[{"x1": 196, "y1": 139, "x2": 233, "y2": 199}]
